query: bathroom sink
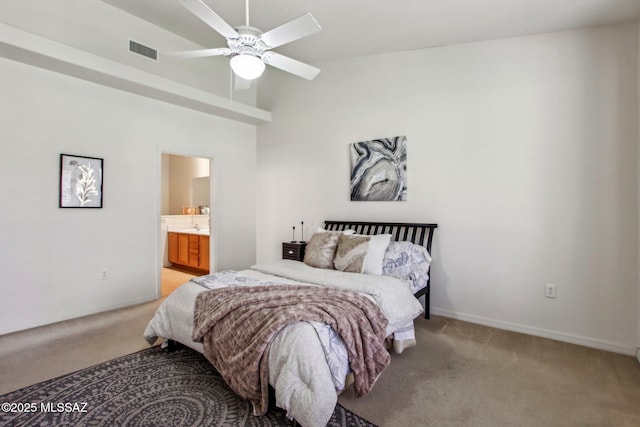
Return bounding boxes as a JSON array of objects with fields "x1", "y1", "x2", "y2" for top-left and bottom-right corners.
[
  {"x1": 168, "y1": 228, "x2": 210, "y2": 236},
  {"x1": 190, "y1": 229, "x2": 210, "y2": 235}
]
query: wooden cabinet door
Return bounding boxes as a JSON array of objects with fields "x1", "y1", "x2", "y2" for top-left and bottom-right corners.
[
  {"x1": 178, "y1": 234, "x2": 189, "y2": 266},
  {"x1": 168, "y1": 232, "x2": 179, "y2": 264},
  {"x1": 199, "y1": 235, "x2": 210, "y2": 272},
  {"x1": 188, "y1": 235, "x2": 200, "y2": 268}
]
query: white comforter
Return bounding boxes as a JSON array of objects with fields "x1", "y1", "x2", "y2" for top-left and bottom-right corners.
[{"x1": 144, "y1": 260, "x2": 423, "y2": 427}]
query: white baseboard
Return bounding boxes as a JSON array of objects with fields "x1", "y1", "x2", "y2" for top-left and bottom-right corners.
[
  {"x1": 430, "y1": 307, "x2": 636, "y2": 356},
  {"x1": 0, "y1": 294, "x2": 158, "y2": 337}
]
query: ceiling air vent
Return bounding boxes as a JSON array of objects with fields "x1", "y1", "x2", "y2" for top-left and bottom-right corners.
[{"x1": 129, "y1": 40, "x2": 158, "y2": 61}]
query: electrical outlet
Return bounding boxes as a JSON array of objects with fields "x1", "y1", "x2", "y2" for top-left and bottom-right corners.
[
  {"x1": 545, "y1": 283, "x2": 556, "y2": 298},
  {"x1": 100, "y1": 268, "x2": 109, "y2": 280}
]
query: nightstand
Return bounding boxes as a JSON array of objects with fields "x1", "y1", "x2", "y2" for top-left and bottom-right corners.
[{"x1": 282, "y1": 242, "x2": 306, "y2": 261}]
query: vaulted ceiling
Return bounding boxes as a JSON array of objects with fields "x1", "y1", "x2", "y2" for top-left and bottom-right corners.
[{"x1": 102, "y1": 0, "x2": 640, "y2": 66}]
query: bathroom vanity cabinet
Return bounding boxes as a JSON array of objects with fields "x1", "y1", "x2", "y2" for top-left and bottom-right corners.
[{"x1": 168, "y1": 231, "x2": 209, "y2": 272}]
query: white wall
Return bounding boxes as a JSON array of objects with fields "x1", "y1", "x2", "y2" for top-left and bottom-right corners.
[
  {"x1": 0, "y1": 0, "x2": 256, "y2": 106},
  {"x1": 0, "y1": 55, "x2": 256, "y2": 335},
  {"x1": 257, "y1": 23, "x2": 639, "y2": 354}
]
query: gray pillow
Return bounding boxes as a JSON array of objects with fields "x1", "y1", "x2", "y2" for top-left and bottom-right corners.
[{"x1": 303, "y1": 231, "x2": 342, "y2": 269}]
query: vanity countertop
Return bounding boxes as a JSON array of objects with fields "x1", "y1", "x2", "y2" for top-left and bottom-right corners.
[{"x1": 168, "y1": 227, "x2": 210, "y2": 236}]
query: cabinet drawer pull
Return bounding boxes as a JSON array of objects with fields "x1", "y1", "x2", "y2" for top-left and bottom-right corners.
[{"x1": 288, "y1": 250, "x2": 294, "y2": 254}]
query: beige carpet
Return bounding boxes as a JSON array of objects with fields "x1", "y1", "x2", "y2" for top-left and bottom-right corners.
[
  {"x1": 339, "y1": 317, "x2": 640, "y2": 427},
  {"x1": 0, "y1": 299, "x2": 162, "y2": 395},
  {"x1": 1, "y1": 302, "x2": 639, "y2": 427}
]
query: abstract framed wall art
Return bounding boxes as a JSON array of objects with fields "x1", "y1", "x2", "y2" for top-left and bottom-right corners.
[
  {"x1": 59, "y1": 154, "x2": 103, "y2": 208},
  {"x1": 350, "y1": 136, "x2": 407, "y2": 201}
]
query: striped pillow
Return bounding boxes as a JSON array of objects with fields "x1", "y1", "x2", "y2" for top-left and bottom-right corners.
[{"x1": 334, "y1": 234, "x2": 371, "y2": 273}]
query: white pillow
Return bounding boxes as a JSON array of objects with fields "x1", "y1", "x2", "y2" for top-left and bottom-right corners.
[
  {"x1": 316, "y1": 226, "x2": 355, "y2": 235},
  {"x1": 361, "y1": 234, "x2": 392, "y2": 275}
]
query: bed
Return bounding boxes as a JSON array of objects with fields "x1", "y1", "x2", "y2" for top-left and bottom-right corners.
[
  {"x1": 324, "y1": 221, "x2": 437, "y2": 319},
  {"x1": 144, "y1": 220, "x2": 437, "y2": 427}
]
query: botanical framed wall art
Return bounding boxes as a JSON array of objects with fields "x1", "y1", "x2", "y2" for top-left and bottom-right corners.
[
  {"x1": 59, "y1": 154, "x2": 103, "y2": 208},
  {"x1": 350, "y1": 136, "x2": 407, "y2": 201}
]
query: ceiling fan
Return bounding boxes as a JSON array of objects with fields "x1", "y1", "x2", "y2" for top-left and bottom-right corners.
[{"x1": 170, "y1": 0, "x2": 322, "y2": 81}]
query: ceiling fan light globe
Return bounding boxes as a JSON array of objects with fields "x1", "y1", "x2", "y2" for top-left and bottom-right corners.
[{"x1": 230, "y1": 54, "x2": 265, "y2": 80}]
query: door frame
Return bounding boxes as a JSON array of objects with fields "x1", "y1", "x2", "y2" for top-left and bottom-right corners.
[{"x1": 156, "y1": 148, "x2": 215, "y2": 298}]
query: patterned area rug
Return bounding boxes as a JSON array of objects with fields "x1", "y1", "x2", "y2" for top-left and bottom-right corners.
[{"x1": 0, "y1": 346, "x2": 376, "y2": 427}]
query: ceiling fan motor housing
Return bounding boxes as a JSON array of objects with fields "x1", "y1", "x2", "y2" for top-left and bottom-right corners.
[{"x1": 228, "y1": 26, "x2": 269, "y2": 55}]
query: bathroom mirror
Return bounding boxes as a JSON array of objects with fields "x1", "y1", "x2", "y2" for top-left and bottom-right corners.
[{"x1": 161, "y1": 153, "x2": 210, "y2": 215}]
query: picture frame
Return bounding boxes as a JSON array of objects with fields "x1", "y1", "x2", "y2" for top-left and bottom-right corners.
[
  {"x1": 59, "y1": 154, "x2": 103, "y2": 208},
  {"x1": 350, "y1": 136, "x2": 407, "y2": 201}
]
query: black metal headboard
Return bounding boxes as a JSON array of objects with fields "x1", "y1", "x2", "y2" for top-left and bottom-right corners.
[{"x1": 324, "y1": 220, "x2": 438, "y2": 319}]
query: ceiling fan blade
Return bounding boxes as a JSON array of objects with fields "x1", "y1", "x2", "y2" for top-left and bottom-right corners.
[
  {"x1": 259, "y1": 13, "x2": 321, "y2": 49},
  {"x1": 179, "y1": 0, "x2": 239, "y2": 39},
  {"x1": 164, "y1": 48, "x2": 232, "y2": 60},
  {"x1": 262, "y1": 51, "x2": 320, "y2": 80}
]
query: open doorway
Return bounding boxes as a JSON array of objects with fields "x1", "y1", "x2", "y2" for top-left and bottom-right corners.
[{"x1": 159, "y1": 153, "x2": 212, "y2": 297}]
